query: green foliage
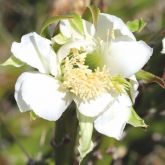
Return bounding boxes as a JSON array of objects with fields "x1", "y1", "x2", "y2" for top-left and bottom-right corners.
[
  {"x1": 40, "y1": 14, "x2": 84, "y2": 38},
  {"x1": 136, "y1": 70, "x2": 165, "y2": 88},
  {"x1": 30, "y1": 112, "x2": 37, "y2": 121},
  {"x1": 128, "y1": 107, "x2": 148, "y2": 128},
  {"x1": 1, "y1": 56, "x2": 24, "y2": 67},
  {"x1": 40, "y1": 15, "x2": 73, "y2": 36},
  {"x1": 83, "y1": 6, "x2": 100, "y2": 27},
  {"x1": 0, "y1": 113, "x2": 54, "y2": 164},
  {"x1": 94, "y1": 137, "x2": 116, "y2": 165},
  {"x1": 127, "y1": 18, "x2": 146, "y2": 32}
]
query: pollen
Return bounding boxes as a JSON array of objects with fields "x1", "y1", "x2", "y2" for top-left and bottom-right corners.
[{"x1": 60, "y1": 48, "x2": 130, "y2": 100}]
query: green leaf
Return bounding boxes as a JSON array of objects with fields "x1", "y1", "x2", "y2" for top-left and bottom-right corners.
[
  {"x1": 77, "y1": 112, "x2": 94, "y2": 163},
  {"x1": 52, "y1": 33, "x2": 69, "y2": 45},
  {"x1": 136, "y1": 70, "x2": 165, "y2": 89},
  {"x1": 94, "y1": 137, "x2": 114, "y2": 165},
  {"x1": 127, "y1": 18, "x2": 146, "y2": 32},
  {"x1": 69, "y1": 13, "x2": 84, "y2": 35},
  {"x1": 82, "y1": 7, "x2": 92, "y2": 22},
  {"x1": 1, "y1": 56, "x2": 24, "y2": 67},
  {"x1": 41, "y1": 14, "x2": 84, "y2": 37},
  {"x1": 40, "y1": 15, "x2": 73, "y2": 36},
  {"x1": 83, "y1": 6, "x2": 100, "y2": 27},
  {"x1": 30, "y1": 111, "x2": 37, "y2": 120},
  {"x1": 128, "y1": 107, "x2": 148, "y2": 128}
]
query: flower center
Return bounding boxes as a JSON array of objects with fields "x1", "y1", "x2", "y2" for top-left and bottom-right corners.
[{"x1": 60, "y1": 48, "x2": 130, "y2": 100}]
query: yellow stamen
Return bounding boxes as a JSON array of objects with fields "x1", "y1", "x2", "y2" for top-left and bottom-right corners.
[{"x1": 60, "y1": 48, "x2": 130, "y2": 100}]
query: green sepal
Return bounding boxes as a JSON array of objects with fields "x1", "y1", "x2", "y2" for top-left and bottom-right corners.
[
  {"x1": 68, "y1": 13, "x2": 84, "y2": 35},
  {"x1": 127, "y1": 18, "x2": 146, "y2": 32},
  {"x1": 1, "y1": 56, "x2": 24, "y2": 67},
  {"x1": 128, "y1": 107, "x2": 148, "y2": 128},
  {"x1": 40, "y1": 15, "x2": 73, "y2": 37},
  {"x1": 77, "y1": 112, "x2": 94, "y2": 163},
  {"x1": 136, "y1": 70, "x2": 165, "y2": 89},
  {"x1": 82, "y1": 5, "x2": 100, "y2": 27},
  {"x1": 30, "y1": 111, "x2": 37, "y2": 121},
  {"x1": 40, "y1": 14, "x2": 84, "y2": 37},
  {"x1": 52, "y1": 33, "x2": 70, "y2": 45}
]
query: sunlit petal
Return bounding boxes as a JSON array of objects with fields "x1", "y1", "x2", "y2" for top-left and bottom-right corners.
[
  {"x1": 15, "y1": 72, "x2": 72, "y2": 121},
  {"x1": 60, "y1": 19, "x2": 95, "y2": 38},
  {"x1": 94, "y1": 94, "x2": 132, "y2": 140},
  {"x1": 75, "y1": 92, "x2": 114, "y2": 117},
  {"x1": 129, "y1": 75, "x2": 139, "y2": 102},
  {"x1": 95, "y1": 13, "x2": 136, "y2": 41},
  {"x1": 11, "y1": 32, "x2": 58, "y2": 76},
  {"x1": 105, "y1": 40, "x2": 153, "y2": 77}
]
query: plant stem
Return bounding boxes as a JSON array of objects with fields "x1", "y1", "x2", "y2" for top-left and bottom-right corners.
[{"x1": 54, "y1": 102, "x2": 78, "y2": 165}]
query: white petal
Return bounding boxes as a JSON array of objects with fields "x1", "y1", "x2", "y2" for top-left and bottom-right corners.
[
  {"x1": 161, "y1": 37, "x2": 165, "y2": 54},
  {"x1": 105, "y1": 40, "x2": 153, "y2": 77},
  {"x1": 15, "y1": 72, "x2": 72, "y2": 121},
  {"x1": 74, "y1": 92, "x2": 115, "y2": 117},
  {"x1": 82, "y1": 20, "x2": 95, "y2": 37},
  {"x1": 96, "y1": 13, "x2": 136, "y2": 41},
  {"x1": 60, "y1": 20, "x2": 78, "y2": 38},
  {"x1": 129, "y1": 75, "x2": 139, "y2": 91},
  {"x1": 11, "y1": 32, "x2": 58, "y2": 76},
  {"x1": 57, "y1": 39, "x2": 95, "y2": 62},
  {"x1": 60, "y1": 19, "x2": 95, "y2": 38},
  {"x1": 15, "y1": 73, "x2": 32, "y2": 112},
  {"x1": 129, "y1": 75, "x2": 139, "y2": 102},
  {"x1": 94, "y1": 94, "x2": 132, "y2": 140}
]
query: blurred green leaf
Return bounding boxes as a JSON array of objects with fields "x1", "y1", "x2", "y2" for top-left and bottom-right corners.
[
  {"x1": 30, "y1": 112, "x2": 37, "y2": 121},
  {"x1": 127, "y1": 18, "x2": 146, "y2": 32},
  {"x1": 136, "y1": 70, "x2": 165, "y2": 88},
  {"x1": 83, "y1": 6, "x2": 100, "y2": 27},
  {"x1": 128, "y1": 107, "x2": 148, "y2": 128},
  {"x1": 40, "y1": 14, "x2": 84, "y2": 37},
  {"x1": 40, "y1": 15, "x2": 73, "y2": 36},
  {"x1": 0, "y1": 113, "x2": 54, "y2": 164},
  {"x1": 1, "y1": 56, "x2": 24, "y2": 67},
  {"x1": 94, "y1": 137, "x2": 115, "y2": 165}
]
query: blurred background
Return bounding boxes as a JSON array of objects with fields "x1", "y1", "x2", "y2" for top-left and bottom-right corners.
[{"x1": 0, "y1": 0, "x2": 165, "y2": 164}]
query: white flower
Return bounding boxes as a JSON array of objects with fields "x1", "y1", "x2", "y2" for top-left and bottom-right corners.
[
  {"x1": 12, "y1": 32, "x2": 72, "y2": 120},
  {"x1": 59, "y1": 13, "x2": 153, "y2": 77},
  {"x1": 11, "y1": 13, "x2": 153, "y2": 140},
  {"x1": 161, "y1": 37, "x2": 165, "y2": 54}
]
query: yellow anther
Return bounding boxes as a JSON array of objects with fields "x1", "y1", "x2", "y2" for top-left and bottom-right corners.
[{"x1": 60, "y1": 48, "x2": 129, "y2": 100}]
